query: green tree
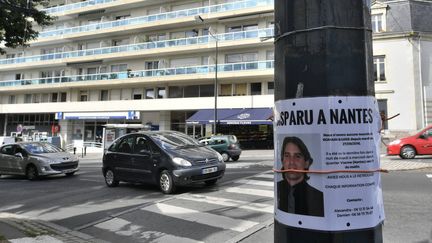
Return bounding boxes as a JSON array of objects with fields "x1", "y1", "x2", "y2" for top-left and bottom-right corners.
[{"x1": 0, "y1": 0, "x2": 54, "y2": 54}]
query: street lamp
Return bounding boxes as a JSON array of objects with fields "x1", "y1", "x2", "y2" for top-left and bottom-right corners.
[{"x1": 195, "y1": 15, "x2": 219, "y2": 135}]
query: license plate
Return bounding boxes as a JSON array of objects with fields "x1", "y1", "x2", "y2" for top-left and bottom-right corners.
[
  {"x1": 63, "y1": 169, "x2": 75, "y2": 173},
  {"x1": 202, "y1": 167, "x2": 217, "y2": 174}
]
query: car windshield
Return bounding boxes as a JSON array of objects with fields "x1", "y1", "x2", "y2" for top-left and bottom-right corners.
[
  {"x1": 23, "y1": 143, "x2": 63, "y2": 154},
  {"x1": 151, "y1": 133, "x2": 202, "y2": 149}
]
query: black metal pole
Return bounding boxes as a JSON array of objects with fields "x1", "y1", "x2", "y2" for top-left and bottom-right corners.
[
  {"x1": 214, "y1": 38, "x2": 218, "y2": 135},
  {"x1": 274, "y1": 0, "x2": 383, "y2": 242}
]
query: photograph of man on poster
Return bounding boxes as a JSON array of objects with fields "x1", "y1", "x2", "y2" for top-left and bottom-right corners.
[{"x1": 277, "y1": 136, "x2": 324, "y2": 217}]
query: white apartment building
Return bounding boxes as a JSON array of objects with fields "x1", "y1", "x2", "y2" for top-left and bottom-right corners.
[
  {"x1": 0, "y1": 0, "x2": 275, "y2": 148},
  {"x1": 0, "y1": 0, "x2": 430, "y2": 148}
]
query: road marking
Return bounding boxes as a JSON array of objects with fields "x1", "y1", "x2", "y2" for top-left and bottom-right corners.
[
  {"x1": 141, "y1": 203, "x2": 258, "y2": 232},
  {"x1": 236, "y1": 179, "x2": 274, "y2": 187},
  {"x1": 177, "y1": 195, "x2": 273, "y2": 213},
  {"x1": 224, "y1": 187, "x2": 274, "y2": 198},
  {"x1": 426, "y1": 174, "x2": 432, "y2": 178},
  {"x1": 253, "y1": 174, "x2": 274, "y2": 179},
  {"x1": 95, "y1": 218, "x2": 204, "y2": 242}
]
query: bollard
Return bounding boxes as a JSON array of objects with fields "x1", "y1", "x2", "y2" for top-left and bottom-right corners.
[
  {"x1": 84, "y1": 146, "x2": 87, "y2": 156},
  {"x1": 73, "y1": 147, "x2": 76, "y2": 155}
]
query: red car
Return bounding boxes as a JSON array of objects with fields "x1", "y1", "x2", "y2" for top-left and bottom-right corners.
[{"x1": 387, "y1": 125, "x2": 432, "y2": 159}]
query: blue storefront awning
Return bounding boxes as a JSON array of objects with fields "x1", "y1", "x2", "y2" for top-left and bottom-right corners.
[{"x1": 186, "y1": 108, "x2": 273, "y2": 125}]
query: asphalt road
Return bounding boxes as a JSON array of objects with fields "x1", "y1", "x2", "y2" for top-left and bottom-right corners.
[{"x1": 1, "y1": 153, "x2": 432, "y2": 242}]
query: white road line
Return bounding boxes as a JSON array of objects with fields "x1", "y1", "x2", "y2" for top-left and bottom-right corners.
[
  {"x1": 141, "y1": 203, "x2": 258, "y2": 232},
  {"x1": 177, "y1": 195, "x2": 273, "y2": 213},
  {"x1": 224, "y1": 187, "x2": 274, "y2": 198},
  {"x1": 426, "y1": 174, "x2": 432, "y2": 179},
  {"x1": 236, "y1": 179, "x2": 274, "y2": 187},
  {"x1": 95, "y1": 218, "x2": 204, "y2": 242},
  {"x1": 253, "y1": 174, "x2": 274, "y2": 179}
]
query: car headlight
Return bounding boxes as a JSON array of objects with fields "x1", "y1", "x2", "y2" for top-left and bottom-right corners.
[
  {"x1": 389, "y1": 139, "x2": 401, "y2": 145},
  {"x1": 217, "y1": 153, "x2": 224, "y2": 162},
  {"x1": 172, "y1": 157, "x2": 192, "y2": 167}
]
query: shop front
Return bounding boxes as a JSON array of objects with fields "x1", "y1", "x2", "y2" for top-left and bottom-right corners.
[{"x1": 186, "y1": 108, "x2": 274, "y2": 149}]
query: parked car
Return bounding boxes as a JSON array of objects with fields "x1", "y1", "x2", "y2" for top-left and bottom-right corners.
[
  {"x1": 199, "y1": 135, "x2": 241, "y2": 162},
  {"x1": 102, "y1": 131, "x2": 226, "y2": 194},
  {"x1": 0, "y1": 142, "x2": 79, "y2": 180},
  {"x1": 387, "y1": 125, "x2": 432, "y2": 159}
]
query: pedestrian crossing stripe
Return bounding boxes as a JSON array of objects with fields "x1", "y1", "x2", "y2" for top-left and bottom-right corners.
[
  {"x1": 224, "y1": 186, "x2": 274, "y2": 198},
  {"x1": 236, "y1": 179, "x2": 274, "y2": 187},
  {"x1": 253, "y1": 173, "x2": 274, "y2": 179},
  {"x1": 177, "y1": 195, "x2": 273, "y2": 213},
  {"x1": 141, "y1": 203, "x2": 259, "y2": 232},
  {"x1": 427, "y1": 174, "x2": 432, "y2": 179}
]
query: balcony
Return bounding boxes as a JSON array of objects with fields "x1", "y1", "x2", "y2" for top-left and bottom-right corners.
[
  {"x1": 43, "y1": 0, "x2": 116, "y2": 15},
  {"x1": 0, "y1": 28, "x2": 273, "y2": 69},
  {"x1": 38, "y1": 0, "x2": 274, "y2": 40},
  {"x1": 0, "y1": 60, "x2": 274, "y2": 89}
]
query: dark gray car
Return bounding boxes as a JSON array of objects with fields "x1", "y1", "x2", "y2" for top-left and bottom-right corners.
[
  {"x1": 0, "y1": 142, "x2": 79, "y2": 180},
  {"x1": 102, "y1": 131, "x2": 226, "y2": 194}
]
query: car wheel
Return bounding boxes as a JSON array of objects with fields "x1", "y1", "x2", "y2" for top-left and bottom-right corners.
[
  {"x1": 159, "y1": 170, "x2": 176, "y2": 194},
  {"x1": 26, "y1": 165, "x2": 39, "y2": 181},
  {"x1": 104, "y1": 169, "x2": 119, "y2": 187},
  {"x1": 221, "y1": 152, "x2": 230, "y2": 162},
  {"x1": 231, "y1": 156, "x2": 240, "y2": 161},
  {"x1": 65, "y1": 172, "x2": 75, "y2": 176},
  {"x1": 400, "y1": 145, "x2": 416, "y2": 159},
  {"x1": 205, "y1": 179, "x2": 217, "y2": 186}
]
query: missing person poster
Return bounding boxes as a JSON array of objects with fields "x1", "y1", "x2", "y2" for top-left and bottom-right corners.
[{"x1": 274, "y1": 96, "x2": 385, "y2": 231}]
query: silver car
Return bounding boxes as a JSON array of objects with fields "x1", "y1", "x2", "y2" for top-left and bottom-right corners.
[{"x1": 0, "y1": 142, "x2": 79, "y2": 180}]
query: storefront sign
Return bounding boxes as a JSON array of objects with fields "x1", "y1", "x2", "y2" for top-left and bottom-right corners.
[{"x1": 274, "y1": 96, "x2": 385, "y2": 231}]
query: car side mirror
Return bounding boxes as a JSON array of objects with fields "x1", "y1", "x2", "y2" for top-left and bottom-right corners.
[
  {"x1": 419, "y1": 134, "x2": 426, "y2": 139},
  {"x1": 14, "y1": 152, "x2": 24, "y2": 159}
]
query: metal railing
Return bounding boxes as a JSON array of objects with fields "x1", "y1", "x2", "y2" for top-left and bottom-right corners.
[
  {"x1": 43, "y1": 0, "x2": 116, "y2": 15},
  {"x1": 0, "y1": 60, "x2": 274, "y2": 87},
  {"x1": 38, "y1": 0, "x2": 273, "y2": 38},
  {"x1": 0, "y1": 28, "x2": 273, "y2": 65}
]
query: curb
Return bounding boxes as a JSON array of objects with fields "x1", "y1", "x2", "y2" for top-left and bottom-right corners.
[{"x1": 0, "y1": 216, "x2": 109, "y2": 243}]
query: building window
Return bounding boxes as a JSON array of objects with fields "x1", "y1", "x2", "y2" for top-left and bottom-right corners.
[
  {"x1": 145, "y1": 61, "x2": 159, "y2": 70},
  {"x1": 32, "y1": 94, "x2": 40, "y2": 103},
  {"x1": 168, "y1": 86, "x2": 183, "y2": 98},
  {"x1": 228, "y1": 24, "x2": 258, "y2": 32},
  {"x1": 25, "y1": 94, "x2": 32, "y2": 103},
  {"x1": 157, "y1": 87, "x2": 166, "y2": 98},
  {"x1": 378, "y1": 99, "x2": 388, "y2": 129},
  {"x1": 60, "y1": 92, "x2": 67, "y2": 102},
  {"x1": 80, "y1": 91, "x2": 88, "y2": 101},
  {"x1": 220, "y1": 84, "x2": 232, "y2": 96},
  {"x1": 373, "y1": 56, "x2": 386, "y2": 82},
  {"x1": 251, "y1": 83, "x2": 262, "y2": 95},
  {"x1": 184, "y1": 85, "x2": 199, "y2": 97},
  {"x1": 226, "y1": 53, "x2": 258, "y2": 63},
  {"x1": 51, "y1": 93, "x2": 58, "y2": 102},
  {"x1": 42, "y1": 94, "x2": 49, "y2": 103},
  {"x1": 111, "y1": 64, "x2": 128, "y2": 72},
  {"x1": 200, "y1": 85, "x2": 214, "y2": 97},
  {"x1": 9, "y1": 95, "x2": 16, "y2": 104},
  {"x1": 100, "y1": 90, "x2": 109, "y2": 101},
  {"x1": 234, "y1": 83, "x2": 247, "y2": 96},
  {"x1": 132, "y1": 88, "x2": 142, "y2": 100},
  {"x1": 268, "y1": 82, "x2": 274, "y2": 94},
  {"x1": 115, "y1": 14, "x2": 130, "y2": 20},
  {"x1": 372, "y1": 14, "x2": 383, "y2": 33},
  {"x1": 145, "y1": 88, "x2": 155, "y2": 99}
]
